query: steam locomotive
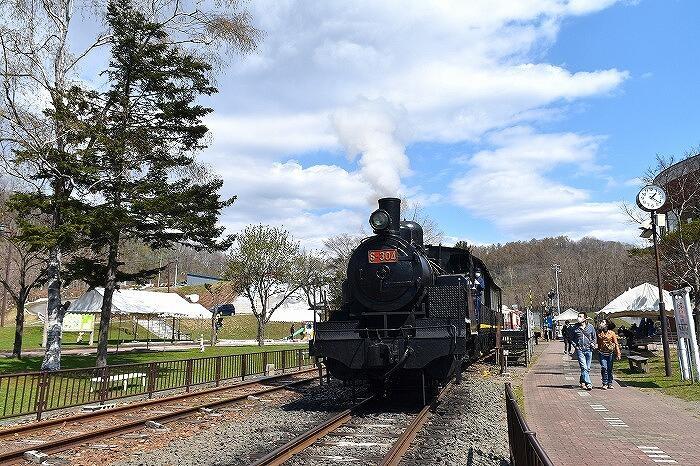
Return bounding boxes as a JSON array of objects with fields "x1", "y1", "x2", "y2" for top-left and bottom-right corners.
[{"x1": 310, "y1": 198, "x2": 501, "y2": 402}]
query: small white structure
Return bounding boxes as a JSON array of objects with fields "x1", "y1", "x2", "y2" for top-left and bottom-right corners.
[
  {"x1": 553, "y1": 308, "x2": 579, "y2": 322},
  {"x1": 596, "y1": 283, "x2": 673, "y2": 318},
  {"x1": 232, "y1": 291, "x2": 321, "y2": 322}
]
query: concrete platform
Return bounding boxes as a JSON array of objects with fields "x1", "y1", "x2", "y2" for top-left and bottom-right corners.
[{"x1": 524, "y1": 342, "x2": 700, "y2": 465}]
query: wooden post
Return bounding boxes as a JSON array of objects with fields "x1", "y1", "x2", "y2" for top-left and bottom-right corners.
[
  {"x1": 298, "y1": 349, "x2": 303, "y2": 371},
  {"x1": 185, "y1": 359, "x2": 193, "y2": 392},
  {"x1": 281, "y1": 351, "x2": 286, "y2": 374},
  {"x1": 147, "y1": 362, "x2": 157, "y2": 398},
  {"x1": 241, "y1": 353, "x2": 248, "y2": 380},
  {"x1": 215, "y1": 356, "x2": 222, "y2": 387},
  {"x1": 35, "y1": 372, "x2": 49, "y2": 421}
]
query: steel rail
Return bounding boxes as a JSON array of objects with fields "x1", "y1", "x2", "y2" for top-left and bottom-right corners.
[
  {"x1": 0, "y1": 371, "x2": 319, "y2": 463},
  {"x1": 0, "y1": 367, "x2": 317, "y2": 437},
  {"x1": 377, "y1": 382, "x2": 452, "y2": 466},
  {"x1": 248, "y1": 396, "x2": 375, "y2": 466}
]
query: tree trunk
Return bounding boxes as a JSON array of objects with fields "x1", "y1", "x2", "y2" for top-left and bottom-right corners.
[
  {"x1": 12, "y1": 299, "x2": 24, "y2": 359},
  {"x1": 96, "y1": 242, "x2": 119, "y2": 367},
  {"x1": 41, "y1": 247, "x2": 64, "y2": 371},
  {"x1": 257, "y1": 318, "x2": 265, "y2": 346}
]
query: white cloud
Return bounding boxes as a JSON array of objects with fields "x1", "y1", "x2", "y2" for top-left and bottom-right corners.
[
  {"x1": 450, "y1": 127, "x2": 636, "y2": 241},
  {"x1": 195, "y1": 0, "x2": 633, "y2": 244}
]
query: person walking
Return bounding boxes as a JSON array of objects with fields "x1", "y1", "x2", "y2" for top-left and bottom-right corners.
[
  {"x1": 597, "y1": 320, "x2": 621, "y2": 389},
  {"x1": 562, "y1": 321, "x2": 572, "y2": 354},
  {"x1": 571, "y1": 312, "x2": 596, "y2": 390}
]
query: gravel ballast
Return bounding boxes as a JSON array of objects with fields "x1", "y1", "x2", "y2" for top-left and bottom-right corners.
[{"x1": 110, "y1": 380, "x2": 356, "y2": 466}]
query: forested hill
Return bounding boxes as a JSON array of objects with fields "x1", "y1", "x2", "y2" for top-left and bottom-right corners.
[{"x1": 465, "y1": 237, "x2": 654, "y2": 312}]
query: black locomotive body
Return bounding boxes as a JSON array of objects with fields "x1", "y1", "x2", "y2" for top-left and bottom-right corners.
[{"x1": 310, "y1": 198, "x2": 501, "y2": 398}]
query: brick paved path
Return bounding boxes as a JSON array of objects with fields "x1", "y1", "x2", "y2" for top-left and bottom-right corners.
[{"x1": 524, "y1": 342, "x2": 700, "y2": 465}]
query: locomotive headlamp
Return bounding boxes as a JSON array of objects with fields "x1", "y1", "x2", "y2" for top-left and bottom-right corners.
[{"x1": 369, "y1": 209, "x2": 390, "y2": 231}]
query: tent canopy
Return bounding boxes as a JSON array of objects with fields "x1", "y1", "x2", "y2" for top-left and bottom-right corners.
[
  {"x1": 232, "y1": 291, "x2": 321, "y2": 322},
  {"x1": 68, "y1": 288, "x2": 212, "y2": 319},
  {"x1": 554, "y1": 308, "x2": 579, "y2": 322},
  {"x1": 596, "y1": 283, "x2": 673, "y2": 318}
]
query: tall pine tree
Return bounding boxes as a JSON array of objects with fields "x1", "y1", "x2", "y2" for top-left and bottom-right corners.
[{"x1": 73, "y1": 0, "x2": 233, "y2": 367}]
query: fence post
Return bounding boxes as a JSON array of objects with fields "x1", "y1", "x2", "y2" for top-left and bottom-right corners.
[
  {"x1": 215, "y1": 356, "x2": 222, "y2": 387},
  {"x1": 185, "y1": 359, "x2": 193, "y2": 393},
  {"x1": 241, "y1": 353, "x2": 247, "y2": 380},
  {"x1": 262, "y1": 352, "x2": 268, "y2": 375},
  {"x1": 99, "y1": 366, "x2": 109, "y2": 404},
  {"x1": 35, "y1": 372, "x2": 49, "y2": 421},
  {"x1": 297, "y1": 349, "x2": 303, "y2": 371},
  {"x1": 281, "y1": 351, "x2": 286, "y2": 374},
  {"x1": 147, "y1": 362, "x2": 157, "y2": 398}
]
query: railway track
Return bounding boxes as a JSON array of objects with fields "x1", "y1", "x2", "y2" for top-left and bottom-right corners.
[
  {"x1": 248, "y1": 381, "x2": 452, "y2": 466},
  {"x1": 0, "y1": 368, "x2": 319, "y2": 464}
]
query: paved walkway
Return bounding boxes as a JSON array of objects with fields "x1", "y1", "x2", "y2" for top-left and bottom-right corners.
[{"x1": 524, "y1": 342, "x2": 700, "y2": 465}]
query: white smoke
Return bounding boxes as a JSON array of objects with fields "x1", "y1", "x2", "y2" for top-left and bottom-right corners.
[{"x1": 331, "y1": 98, "x2": 411, "y2": 199}]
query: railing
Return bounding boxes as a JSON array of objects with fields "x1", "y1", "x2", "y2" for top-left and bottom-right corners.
[
  {"x1": 505, "y1": 382, "x2": 553, "y2": 466},
  {"x1": 0, "y1": 348, "x2": 313, "y2": 421}
]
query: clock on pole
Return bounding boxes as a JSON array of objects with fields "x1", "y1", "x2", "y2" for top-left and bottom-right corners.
[{"x1": 636, "y1": 184, "x2": 666, "y2": 212}]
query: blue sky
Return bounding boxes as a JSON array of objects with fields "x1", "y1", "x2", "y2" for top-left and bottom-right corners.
[{"x1": 72, "y1": 0, "x2": 699, "y2": 248}]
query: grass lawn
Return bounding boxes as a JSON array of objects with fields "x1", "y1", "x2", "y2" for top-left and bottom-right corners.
[
  {"x1": 0, "y1": 343, "x2": 300, "y2": 374},
  {"x1": 616, "y1": 350, "x2": 700, "y2": 402},
  {"x1": 181, "y1": 314, "x2": 306, "y2": 341}
]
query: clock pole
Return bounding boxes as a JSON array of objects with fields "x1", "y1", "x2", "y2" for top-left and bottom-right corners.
[{"x1": 651, "y1": 210, "x2": 673, "y2": 377}]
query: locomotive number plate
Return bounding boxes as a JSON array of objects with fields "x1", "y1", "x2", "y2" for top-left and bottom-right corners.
[{"x1": 368, "y1": 249, "x2": 398, "y2": 263}]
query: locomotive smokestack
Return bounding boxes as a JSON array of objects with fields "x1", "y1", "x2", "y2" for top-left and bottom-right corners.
[{"x1": 378, "y1": 197, "x2": 401, "y2": 234}]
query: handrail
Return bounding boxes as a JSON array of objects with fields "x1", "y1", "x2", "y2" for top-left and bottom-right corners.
[{"x1": 504, "y1": 382, "x2": 554, "y2": 466}]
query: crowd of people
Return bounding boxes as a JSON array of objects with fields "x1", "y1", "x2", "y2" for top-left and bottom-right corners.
[{"x1": 561, "y1": 313, "x2": 622, "y2": 390}]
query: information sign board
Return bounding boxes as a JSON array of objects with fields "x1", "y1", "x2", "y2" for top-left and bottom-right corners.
[{"x1": 62, "y1": 313, "x2": 95, "y2": 332}]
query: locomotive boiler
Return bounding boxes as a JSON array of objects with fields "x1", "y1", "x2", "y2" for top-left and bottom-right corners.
[{"x1": 310, "y1": 197, "x2": 501, "y2": 401}]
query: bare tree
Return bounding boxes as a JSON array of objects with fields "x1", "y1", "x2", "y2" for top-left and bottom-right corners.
[
  {"x1": 323, "y1": 233, "x2": 362, "y2": 308},
  {"x1": 0, "y1": 198, "x2": 49, "y2": 358},
  {"x1": 401, "y1": 198, "x2": 443, "y2": 244},
  {"x1": 225, "y1": 225, "x2": 302, "y2": 346},
  {"x1": 297, "y1": 249, "x2": 334, "y2": 319}
]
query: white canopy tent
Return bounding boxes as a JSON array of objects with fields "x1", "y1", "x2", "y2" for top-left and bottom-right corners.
[
  {"x1": 553, "y1": 308, "x2": 579, "y2": 322},
  {"x1": 68, "y1": 287, "x2": 212, "y2": 319},
  {"x1": 232, "y1": 291, "x2": 322, "y2": 322},
  {"x1": 596, "y1": 283, "x2": 673, "y2": 318}
]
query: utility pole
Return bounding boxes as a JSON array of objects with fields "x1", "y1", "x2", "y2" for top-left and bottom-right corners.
[
  {"x1": 651, "y1": 211, "x2": 673, "y2": 377},
  {"x1": 552, "y1": 264, "x2": 562, "y2": 316}
]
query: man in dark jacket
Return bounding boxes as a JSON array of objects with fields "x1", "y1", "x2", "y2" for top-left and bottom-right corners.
[
  {"x1": 570, "y1": 312, "x2": 596, "y2": 390},
  {"x1": 562, "y1": 321, "x2": 572, "y2": 354}
]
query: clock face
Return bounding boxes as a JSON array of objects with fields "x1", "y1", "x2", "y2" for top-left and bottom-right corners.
[{"x1": 636, "y1": 185, "x2": 667, "y2": 211}]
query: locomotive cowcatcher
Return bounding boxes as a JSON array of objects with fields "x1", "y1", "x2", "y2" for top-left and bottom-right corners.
[{"x1": 310, "y1": 197, "x2": 501, "y2": 402}]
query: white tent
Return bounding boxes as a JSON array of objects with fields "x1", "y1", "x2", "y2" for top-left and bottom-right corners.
[
  {"x1": 596, "y1": 283, "x2": 673, "y2": 318},
  {"x1": 554, "y1": 308, "x2": 579, "y2": 322},
  {"x1": 68, "y1": 288, "x2": 212, "y2": 319},
  {"x1": 232, "y1": 291, "x2": 321, "y2": 322}
]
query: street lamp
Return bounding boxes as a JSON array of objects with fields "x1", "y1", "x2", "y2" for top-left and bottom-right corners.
[
  {"x1": 551, "y1": 264, "x2": 562, "y2": 316},
  {"x1": 637, "y1": 184, "x2": 672, "y2": 377}
]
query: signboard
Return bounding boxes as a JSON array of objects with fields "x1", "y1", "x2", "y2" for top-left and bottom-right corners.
[
  {"x1": 671, "y1": 288, "x2": 700, "y2": 381},
  {"x1": 368, "y1": 249, "x2": 398, "y2": 264},
  {"x1": 672, "y1": 289, "x2": 694, "y2": 339},
  {"x1": 62, "y1": 313, "x2": 95, "y2": 332}
]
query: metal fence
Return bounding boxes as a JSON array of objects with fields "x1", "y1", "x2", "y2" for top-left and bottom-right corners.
[
  {"x1": 505, "y1": 382, "x2": 553, "y2": 466},
  {"x1": 0, "y1": 348, "x2": 313, "y2": 421}
]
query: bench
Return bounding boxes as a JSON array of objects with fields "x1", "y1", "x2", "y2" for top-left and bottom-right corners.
[
  {"x1": 627, "y1": 355, "x2": 649, "y2": 373},
  {"x1": 90, "y1": 372, "x2": 147, "y2": 392}
]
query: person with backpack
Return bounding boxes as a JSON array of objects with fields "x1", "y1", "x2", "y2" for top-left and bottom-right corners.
[
  {"x1": 597, "y1": 320, "x2": 622, "y2": 389},
  {"x1": 570, "y1": 312, "x2": 596, "y2": 390},
  {"x1": 562, "y1": 321, "x2": 572, "y2": 354}
]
